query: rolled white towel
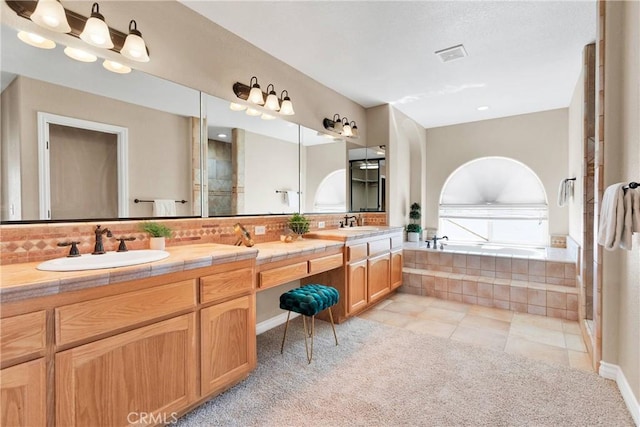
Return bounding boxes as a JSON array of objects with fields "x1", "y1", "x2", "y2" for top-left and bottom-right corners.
[{"x1": 597, "y1": 183, "x2": 625, "y2": 250}]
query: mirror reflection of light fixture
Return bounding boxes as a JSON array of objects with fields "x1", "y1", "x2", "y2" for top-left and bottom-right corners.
[
  {"x1": 80, "y1": 3, "x2": 114, "y2": 49},
  {"x1": 359, "y1": 162, "x2": 379, "y2": 170},
  {"x1": 103, "y1": 59, "x2": 131, "y2": 74},
  {"x1": 30, "y1": 0, "x2": 71, "y2": 33},
  {"x1": 229, "y1": 102, "x2": 247, "y2": 111},
  {"x1": 17, "y1": 31, "x2": 56, "y2": 49},
  {"x1": 323, "y1": 114, "x2": 358, "y2": 138},
  {"x1": 247, "y1": 76, "x2": 265, "y2": 105},
  {"x1": 264, "y1": 84, "x2": 280, "y2": 111},
  {"x1": 63, "y1": 46, "x2": 97, "y2": 62},
  {"x1": 261, "y1": 113, "x2": 276, "y2": 120},
  {"x1": 232, "y1": 80, "x2": 295, "y2": 116},
  {"x1": 246, "y1": 107, "x2": 261, "y2": 117},
  {"x1": 121, "y1": 20, "x2": 150, "y2": 62}
]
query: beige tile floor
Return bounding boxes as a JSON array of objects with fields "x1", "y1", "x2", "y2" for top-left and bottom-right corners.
[{"x1": 358, "y1": 292, "x2": 593, "y2": 372}]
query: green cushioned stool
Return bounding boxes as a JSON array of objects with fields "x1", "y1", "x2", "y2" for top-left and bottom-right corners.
[{"x1": 279, "y1": 284, "x2": 339, "y2": 363}]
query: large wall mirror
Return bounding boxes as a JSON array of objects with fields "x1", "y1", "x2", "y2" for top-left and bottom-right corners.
[
  {"x1": 348, "y1": 144, "x2": 386, "y2": 212},
  {"x1": 1, "y1": 23, "x2": 201, "y2": 222}
]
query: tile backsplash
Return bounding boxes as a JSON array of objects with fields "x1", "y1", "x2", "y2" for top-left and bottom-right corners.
[{"x1": 0, "y1": 213, "x2": 387, "y2": 265}]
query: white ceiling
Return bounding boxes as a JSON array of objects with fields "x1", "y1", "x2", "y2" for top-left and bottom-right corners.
[{"x1": 181, "y1": 0, "x2": 596, "y2": 128}]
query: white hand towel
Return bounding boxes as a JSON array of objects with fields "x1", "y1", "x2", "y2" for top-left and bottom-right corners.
[
  {"x1": 627, "y1": 187, "x2": 640, "y2": 233},
  {"x1": 153, "y1": 199, "x2": 177, "y2": 217},
  {"x1": 286, "y1": 191, "x2": 299, "y2": 209},
  {"x1": 597, "y1": 183, "x2": 625, "y2": 250}
]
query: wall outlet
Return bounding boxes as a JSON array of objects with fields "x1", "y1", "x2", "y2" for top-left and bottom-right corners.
[
  {"x1": 254, "y1": 225, "x2": 266, "y2": 235},
  {"x1": 318, "y1": 221, "x2": 325, "y2": 229}
]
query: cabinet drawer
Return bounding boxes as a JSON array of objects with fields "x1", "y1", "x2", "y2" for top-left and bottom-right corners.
[
  {"x1": 201, "y1": 267, "x2": 254, "y2": 304},
  {"x1": 391, "y1": 235, "x2": 403, "y2": 249},
  {"x1": 56, "y1": 280, "x2": 196, "y2": 346},
  {"x1": 347, "y1": 244, "x2": 368, "y2": 262},
  {"x1": 308, "y1": 253, "x2": 343, "y2": 274},
  {"x1": 368, "y1": 238, "x2": 390, "y2": 256},
  {"x1": 0, "y1": 311, "x2": 46, "y2": 364},
  {"x1": 259, "y1": 262, "x2": 308, "y2": 289}
]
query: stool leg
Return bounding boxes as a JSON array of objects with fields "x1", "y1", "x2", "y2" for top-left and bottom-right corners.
[
  {"x1": 302, "y1": 315, "x2": 312, "y2": 363},
  {"x1": 280, "y1": 311, "x2": 292, "y2": 354},
  {"x1": 327, "y1": 306, "x2": 339, "y2": 346}
]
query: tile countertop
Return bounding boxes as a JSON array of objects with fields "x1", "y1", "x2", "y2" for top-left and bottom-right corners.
[
  {"x1": 253, "y1": 239, "x2": 344, "y2": 265},
  {"x1": 0, "y1": 243, "x2": 259, "y2": 303},
  {"x1": 305, "y1": 226, "x2": 404, "y2": 242}
]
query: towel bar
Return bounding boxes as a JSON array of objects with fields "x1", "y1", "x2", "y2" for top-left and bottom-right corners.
[
  {"x1": 134, "y1": 199, "x2": 187, "y2": 204},
  {"x1": 623, "y1": 182, "x2": 638, "y2": 191}
]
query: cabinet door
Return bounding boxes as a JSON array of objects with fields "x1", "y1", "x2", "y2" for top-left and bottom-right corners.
[
  {"x1": 347, "y1": 260, "x2": 368, "y2": 314},
  {"x1": 56, "y1": 314, "x2": 196, "y2": 427},
  {"x1": 201, "y1": 295, "x2": 256, "y2": 397},
  {"x1": 1, "y1": 358, "x2": 46, "y2": 427},
  {"x1": 368, "y1": 253, "x2": 391, "y2": 303},
  {"x1": 390, "y1": 250, "x2": 403, "y2": 290}
]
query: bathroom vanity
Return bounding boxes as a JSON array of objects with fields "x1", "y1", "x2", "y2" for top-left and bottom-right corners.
[{"x1": 0, "y1": 227, "x2": 401, "y2": 427}]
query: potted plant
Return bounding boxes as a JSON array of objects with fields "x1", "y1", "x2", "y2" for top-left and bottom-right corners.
[
  {"x1": 406, "y1": 202, "x2": 422, "y2": 242},
  {"x1": 288, "y1": 213, "x2": 310, "y2": 239},
  {"x1": 140, "y1": 221, "x2": 172, "y2": 250}
]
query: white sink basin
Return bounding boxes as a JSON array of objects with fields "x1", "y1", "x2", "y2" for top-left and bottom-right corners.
[{"x1": 37, "y1": 250, "x2": 170, "y2": 272}]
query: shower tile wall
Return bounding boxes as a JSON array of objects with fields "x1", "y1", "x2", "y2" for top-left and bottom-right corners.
[{"x1": 208, "y1": 139, "x2": 233, "y2": 216}]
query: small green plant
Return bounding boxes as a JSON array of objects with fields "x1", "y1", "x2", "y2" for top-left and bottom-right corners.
[
  {"x1": 407, "y1": 202, "x2": 422, "y2": 233},
  {"x1": 288, "y1": 213, "x2": 310, "y2": 235},
  {"x1": 140, "y1": 221, "x2": 172, "y2": 238}
]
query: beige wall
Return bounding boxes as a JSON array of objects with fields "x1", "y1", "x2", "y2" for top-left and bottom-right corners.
[
  {"x1": 602, "y1": 0, "x2": 640, "y2": 402},
  {"x1": 425, "y1": 109, "x2": 570, "y2": 240},
  {"x1": 568, "y1": 71, "x2": 585, "y2": 247},
  {"x1": 244, "y1": 131, "x2": 298, "y2": 214},
  {"x1": 1, "y1": 78, "x2": 21, "y2": 220},
  {"x1": 6, "y1": 76, "x2": 192, "y2": 219}
]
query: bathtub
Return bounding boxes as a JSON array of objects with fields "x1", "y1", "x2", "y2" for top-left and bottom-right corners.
[{"x1": 435, "y1": 242, "x2": 546, "y2": 258}]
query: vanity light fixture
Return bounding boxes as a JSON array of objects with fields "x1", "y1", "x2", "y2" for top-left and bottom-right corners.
[
  {"x1": 232, "y1": 79, "x2": 295, "y2": 116},
  {"x1": 79, "y1": 3, "x2": 114, "y2": 49},
  {"x1": 359, "y1": 162, "x2": 379, "y2": 170},
  {"x1": 17, "y1": 31, "x2": 56, "y2": 49},
  {"x1": 279, "y1": 90, "x2": 295, "y2": 115},
  {"x1": 264, "y1": 84, "x2": 280, "y2": 111},
  {"x1": 30, "y1": 0, "x2": 70, "y2": 33},
  {"x1": 103, "y1": 59, "x2": 131, "y2": 74},
  {"x1": 247, "y1": 76, "x2": 265, "y2": 105},
  {"x1": 63, "y1": 46, "x2": 97, "y2": 62},
  {"x1": 323, "y1": 114, "x2": 359, "y2": 138},
  {"x1": 121, "y1": 20, "x2": 149, "y2": 62}
]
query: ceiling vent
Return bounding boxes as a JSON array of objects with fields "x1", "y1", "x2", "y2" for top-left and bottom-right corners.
[{"x1": 435, "y1": 44, "x2": 468, "y2": 63}]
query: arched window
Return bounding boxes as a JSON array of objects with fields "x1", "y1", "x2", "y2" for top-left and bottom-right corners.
[
  {"x1": 313, "y1": 169, "x2": 346, "y2": 212},
  {"x1": 439, "y1": 157, "x2": 548, "y2": 246}
]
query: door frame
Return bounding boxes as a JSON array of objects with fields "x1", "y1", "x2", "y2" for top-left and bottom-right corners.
[{"x1": 37, "y1": 112, "x2": 129, "y2": 219}]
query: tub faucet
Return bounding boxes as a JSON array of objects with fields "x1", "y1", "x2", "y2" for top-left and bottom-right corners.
[
  {"x1": 92, "y1": 225, "x2": 113, "y2": 255},
  {"x1": 432, "y1": 235, "x2": 448, "y2": 249}
]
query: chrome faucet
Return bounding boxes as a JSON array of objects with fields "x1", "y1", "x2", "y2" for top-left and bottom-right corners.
[
  {"x1": 432, "y1": 235, "x2": 448, "y2": 249},
  {"x1": 92, "y1": 225, "x2": 113, "y2": 255}
]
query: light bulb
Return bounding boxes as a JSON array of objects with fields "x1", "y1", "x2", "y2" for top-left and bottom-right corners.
[
  {"x1": 17, "y1": 31, "x2": 56, "y2": 49},
  {"x1": 121, "y1": 20, "x2": 150, "y2": 62},
  {"x1": 63, "y1": 46, "x2": 97, "y2": 62},
  {"x1": 79, "y1": 3, "x2": 114, "y2": 49},
  {"x1": 30, "y1": 0, "x2": 71, "y2": 33},
  {"x1": 103, "y1": 60, "x2": 132, "y2": 74}
]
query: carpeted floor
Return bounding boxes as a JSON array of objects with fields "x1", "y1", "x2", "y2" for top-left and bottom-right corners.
[{"x1": 177, "y1": 316, "x2": 633, "y2": 426}]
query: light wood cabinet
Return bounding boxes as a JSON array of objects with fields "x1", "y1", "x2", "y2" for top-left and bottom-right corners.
[
  {"x1": 368, "y1": 253, "x2": 391, "y2": 303},
  {"x1": 200, "y1": 295, "x2": 256, "y2": 396},
  {"x1": 56, "y1": 313, "x2": 196, "y2": 427},
  {"x1": 0, "y1": 358, "x2": 46, "y2": 427},
  {"x1": 259, "y1": 262, "x2": 308, "y2": 289},
  {"x1": 347, "y1": 259, "x2": 368, "y2": 314},
  {"x1": 201, "y1": 268, "x2": 254, "y2": 304},
  {"x1": 0, "y1": 311, "x2": 46, "y2": 367},
  {"x1": 390, "y1": 250, "x2": 403, "y2": 290}
]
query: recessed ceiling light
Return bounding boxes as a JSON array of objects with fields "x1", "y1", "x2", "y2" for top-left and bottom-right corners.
[
  {"x1": 477, "y1": 106, "x2": 489, "y2": 111},
  {"x1": 217, "y1": 133, "x2": 227, "y2": 138}
]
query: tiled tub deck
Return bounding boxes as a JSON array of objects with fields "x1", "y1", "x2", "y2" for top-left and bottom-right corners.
[{"x1": 401, "y1": 244, "x2": 578, "y2": 320}]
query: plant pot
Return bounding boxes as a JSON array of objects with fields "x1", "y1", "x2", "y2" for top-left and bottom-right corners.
[
  {"x1": 407, "y1": 232, "x2": 420, "y2": 242},
  {"x1": 149, "y1": 236, "x2": 166, "y2": 250}
]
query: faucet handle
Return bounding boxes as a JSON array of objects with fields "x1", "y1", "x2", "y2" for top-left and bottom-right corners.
[
  {"x1": 116, "y1": 236, "x2": 136, "y2": 252},
  {"x1": 58, "y1": 241, "x2": 81, "y2": 257}
]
